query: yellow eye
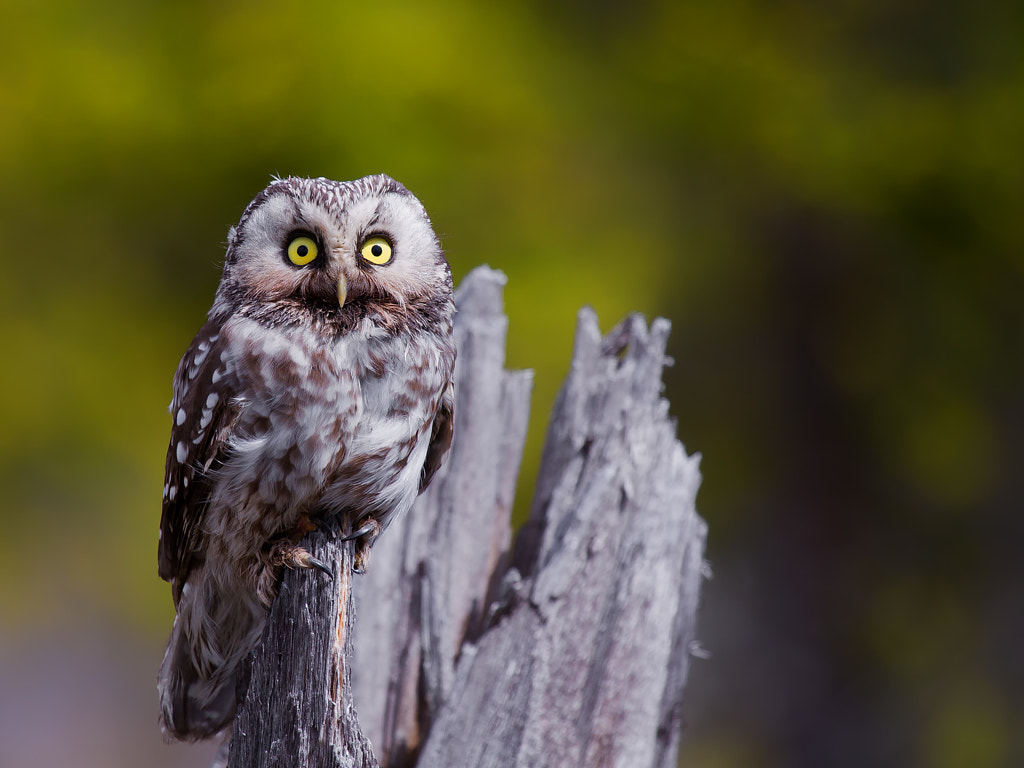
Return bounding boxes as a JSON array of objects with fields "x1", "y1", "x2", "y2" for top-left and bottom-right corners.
[
  {"x1": 360, "y1": 236, "x2": 393, "y2": 265},
  {"x1": 287, "y1": 236, "x2": 318, "y2": 266}
]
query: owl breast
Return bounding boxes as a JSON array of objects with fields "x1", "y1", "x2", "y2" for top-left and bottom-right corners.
[{"x1": 205, "y1": 314, "x2": 449, "y2": 559}]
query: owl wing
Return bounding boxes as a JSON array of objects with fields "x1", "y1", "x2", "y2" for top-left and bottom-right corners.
[
  {"x1": 419, "y1": 380, "x2": 454, "y2": 493},
  {"x1": 158, "y1": 317, "x2": 241, "y2": 601}
]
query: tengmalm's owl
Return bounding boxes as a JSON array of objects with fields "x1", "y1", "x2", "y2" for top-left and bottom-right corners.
[{"x1": 157, "y1": 175, "x2": 455, "y2": 741}]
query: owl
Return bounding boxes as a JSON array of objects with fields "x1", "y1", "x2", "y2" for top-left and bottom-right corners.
[{"x1": 156, "y1": 174, "x2": 455, "y2": 742}]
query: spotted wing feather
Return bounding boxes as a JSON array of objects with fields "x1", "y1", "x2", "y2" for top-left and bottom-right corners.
[{"x1": 158, "y1": 317, "x2": 240, "y2": 602}]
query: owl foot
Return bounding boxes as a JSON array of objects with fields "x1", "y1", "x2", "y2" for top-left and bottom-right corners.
[
  {"x1": 337, "y1": 520, "x2": 381, "y2": 574},
  {"x1": 267, "y1": 541, "x2": 334, "y2": 578},
  {"x1": 353, "y1": 543, "x2": 370, "y2": 574},
  {"x1": 339, "y1": 520, "x2": 380, "y2": 543},
  {"x1": 255, "y1": 541, "x2": 333, "y2": 606}
]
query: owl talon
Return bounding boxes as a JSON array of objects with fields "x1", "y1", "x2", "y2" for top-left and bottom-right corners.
[
  {"x1": 306, "y1": 556, "x2": 334, "y2": 579},
  {"x1": 339, "y1": 520, "x2": 379, "y2": 542},
  {"x1": 291, "y1": 550, "x2": 334, "y2": 579},
  {"x1": 331, "y1": 520, "x2": 380, "y2": 573},
  {"x1": 268, "y1": 542, "x2": 333, "y2": 578}
]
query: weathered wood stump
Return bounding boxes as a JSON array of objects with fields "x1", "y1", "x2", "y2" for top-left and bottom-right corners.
[
  {"x1": 222, "y1": 266, "x2": 706, "y2": 768},
  {"x1": 226, "y1": 533, "x2": 374, "y2": 768}
]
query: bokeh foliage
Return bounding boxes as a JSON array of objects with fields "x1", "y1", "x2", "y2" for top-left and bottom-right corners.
[{"x1": 1, "y1": 0, "x2": 1022, "y2": 766}]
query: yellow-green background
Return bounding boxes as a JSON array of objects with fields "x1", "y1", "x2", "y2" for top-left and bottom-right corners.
[{"x1": 1, "y1": 1, "x2": 1021, "y2": 766}]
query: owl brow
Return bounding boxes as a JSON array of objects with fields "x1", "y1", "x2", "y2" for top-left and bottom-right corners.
[
  {"x1": 283, "y1": 208, "x2": 325, "y2": 245},
  {"x1": 285, "y1": 196, "x2": 313, "y2": 228},
  {"x1": 363, "y1": 207, "x2": 383, "y2": 232}
]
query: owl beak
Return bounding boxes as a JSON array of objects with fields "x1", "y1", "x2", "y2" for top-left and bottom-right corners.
[{"x1": 337, "y1": 273, "x2": 348, "y2": 308}]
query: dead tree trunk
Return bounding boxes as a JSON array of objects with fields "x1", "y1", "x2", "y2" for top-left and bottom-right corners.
[
  {"x1": 226, "y1": 532, "x2": 376, "y2": 768},
  {"x1": 223, "y1": 266, "x2": 706, "y2": 768}
]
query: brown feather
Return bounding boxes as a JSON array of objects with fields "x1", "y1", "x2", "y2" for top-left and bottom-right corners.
[{"x1": 158, "y1": 316, "x2": 240, "y2": 601}]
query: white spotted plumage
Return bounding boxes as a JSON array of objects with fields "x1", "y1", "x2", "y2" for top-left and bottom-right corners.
[{"x1": 157, "y1": 174, "x2": 455, "y2": 742}]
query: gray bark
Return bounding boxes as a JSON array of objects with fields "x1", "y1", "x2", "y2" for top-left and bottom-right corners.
[
  {"x1": 224, "y1": 266, "x2": 706, "y2": 768},
  {"x1": 226, "y1": 532, "x2": 376, "y2": 768}
]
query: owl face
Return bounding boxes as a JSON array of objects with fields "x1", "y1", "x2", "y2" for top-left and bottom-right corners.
[{"x1": 215, "y1": 175, "x2": 450, "y2": 319}]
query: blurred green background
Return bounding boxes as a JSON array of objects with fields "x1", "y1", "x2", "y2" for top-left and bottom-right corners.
[{"x1": 1, "y1": 0, "x2": 1022, "y2": 766}]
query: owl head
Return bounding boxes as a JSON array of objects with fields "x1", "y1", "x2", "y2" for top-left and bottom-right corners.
[{"x1": 212, "y1": 175, "x2": 451, "y2": 325}]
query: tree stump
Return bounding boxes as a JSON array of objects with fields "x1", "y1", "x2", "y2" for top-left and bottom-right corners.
[
  {"x1": 222, "y1": 266, "x2": 707, "y2": 768},
  {"x1": 226, "y1": 532, "x2": 375, "y2": 768}
]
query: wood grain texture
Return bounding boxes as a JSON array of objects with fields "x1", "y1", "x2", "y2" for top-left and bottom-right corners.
[
  {"x1": 226, "y1": 530, "x2": 376, "y2": 768},
  {"x1": 414, "y1": 308, "x2": 706, "y2": 768}
]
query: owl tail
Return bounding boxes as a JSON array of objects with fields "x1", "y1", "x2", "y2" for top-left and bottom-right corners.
[{"x1": 157, "y1": 566, "x2": 266, "y2": 741}]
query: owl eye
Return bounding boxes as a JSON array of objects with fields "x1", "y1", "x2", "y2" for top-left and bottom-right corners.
[
  {"x1": 286, "y1": 235, "x2": 319, "y2": 266},
  {"x1": 360, "y1": 236, "x2": 393, "y2": 266}
]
